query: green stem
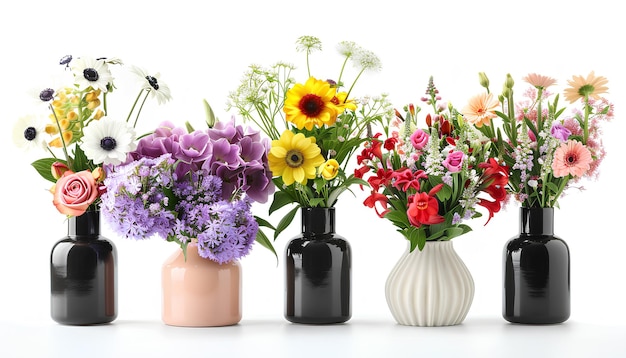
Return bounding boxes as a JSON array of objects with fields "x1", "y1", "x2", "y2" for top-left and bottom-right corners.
[
  {"x1": 536, "y1": 87, "x2": 544, "y2": 135},
  {"x1": 126, "y1": 89, "x2": 146, "y2": 124},
  {"x1": 344, "y1": 67, "x2": 365, "y2": 101},
  {"x1": 133, "y1": 90, "x2": 151, "y2": 128},
  {"x1": 49, "y1": 104, "x2": 71, "y2": 167},
  {"x1": 336, "y1": 56, "x2": 349, "y2": 90},
  {"x1": 583, "y1": 95, "x2": 591, "y2": 145}
]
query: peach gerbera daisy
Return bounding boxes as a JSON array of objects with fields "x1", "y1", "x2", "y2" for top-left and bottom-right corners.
[
  {"x1": 551, "y1": 140, "x2": 593, "y2": 178},
  {"x1": 461, "y1": 92, "x2": 500, "y2": 127},
  {"x1": 563, "y1": 71, "x2": 609, "y2": 104},
  {"x1": 523, "y1": 73, "x2": 556, "y2": 89}
]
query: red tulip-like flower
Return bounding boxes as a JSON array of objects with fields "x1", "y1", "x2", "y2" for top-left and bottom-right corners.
[
  {"x1": 477, "y1": 158, "x2": 510, "y2": 224},
  {"x1": 407, "y1": 184, "x2": 445, "y2": 228}
]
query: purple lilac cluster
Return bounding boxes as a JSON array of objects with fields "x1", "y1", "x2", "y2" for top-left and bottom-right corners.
[
  {"x1": 101, "y1": 154, "x2": 178, "y2": 240},
  {"x1": 133, "y1": 118, "x2": 274, "y2": 203},
  {"x1": 172, "y1": 176, "x2": 258, "y2": 263},
  {"x1": 101, "y1": 119, "x2": 274, "y2": 264}
]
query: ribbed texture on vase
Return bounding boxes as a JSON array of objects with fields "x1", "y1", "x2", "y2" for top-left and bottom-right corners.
[{"x1": 385, "y1": 241, "x2": 474, "y2": 326}]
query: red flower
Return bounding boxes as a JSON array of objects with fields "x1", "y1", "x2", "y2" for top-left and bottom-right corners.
[
  {"x1": 357, "y1": 133, "x2": 383, "y2": 164},
  {"x1": 363, "y1": 191, "x2": 389, "y2": 218},
  {"x1": 477, "y1": 158, "x2": 510, "y2": 224},
  {"x1": 384, "y1": 137, "x2": 398, "y2": 151},
  {"x1": 391, "y1": 168, "x2": 427, "y2": 192},
  {"x1": 406, "y1": 184, "x2": 445, "y2": 228},
  {"x1": 367, "y1": 168, "x2": 394, "y2": 192},
  {"x1": 354, "y1": 165, "x2": 370, "y2": 179}
]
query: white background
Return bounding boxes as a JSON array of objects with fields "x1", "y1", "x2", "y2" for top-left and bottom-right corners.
[{"x1": 1, "y1": 0, "x2": 625, "y2": 357}]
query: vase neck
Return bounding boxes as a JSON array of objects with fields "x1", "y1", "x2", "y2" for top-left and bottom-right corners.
[
  {"x1": 519, "y1": 207, "x2": 554, "y2": 235},
  {"x1": 301, "y1": 207, "x2": 335, "y2": 235},
  {"x1": 68, "y1": 210, "x2": 101, "y2": 238}
]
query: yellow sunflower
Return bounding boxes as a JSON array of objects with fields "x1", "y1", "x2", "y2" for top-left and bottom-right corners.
[
  {"x1": 268, "y1": 130, "x2": 325, "y2": 185},
  {"x1": 563, "y1": 71, "x2": 609, "y2": 104},
  {"x1": 331, "y1": 91, "x2": 357, "y2": 113},
  {"x1": 284, "y1": 77, "x2": 339, "y2": 130}
]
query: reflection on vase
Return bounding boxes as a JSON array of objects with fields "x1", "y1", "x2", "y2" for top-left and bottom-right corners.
[
  {"x1": 162, "y1": 242, "x2": 241, "y2": 327},
  {"x1": 285, "y1": 207, "x2": 351, "y2": 324},
  {"x1": 503, "y1": 207, "x2": 570, "y2": 324},
  {"x1": 50, "y1": 210, "x2": 117, "y2": 325}
]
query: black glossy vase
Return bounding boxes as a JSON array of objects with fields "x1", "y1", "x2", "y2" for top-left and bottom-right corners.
[
  {"x1": 50, "y1": 210, "x2": 117, "y2": 325},
  {"x1": 285, "y1": 207, "x2": 351, "y2": 324},
  {"x1": 503, "y1": 207, "x2": 570, "y2": 324}
]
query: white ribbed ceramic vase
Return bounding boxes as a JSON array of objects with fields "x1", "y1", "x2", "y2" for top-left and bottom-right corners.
[{"x1": 385, "y1": 241, "x2": 474, "y2": 326}]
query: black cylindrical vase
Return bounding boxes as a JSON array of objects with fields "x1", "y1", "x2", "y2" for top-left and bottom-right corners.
[
  {"x1": 285, "y1": 207, "x2": 351, "y2": 324},
  {"x1": 503, "y1": 207, "x2": 570, "y2": 324},
  {"x1": 50, "y1": 210, "x2": 118, "y2": 325}
]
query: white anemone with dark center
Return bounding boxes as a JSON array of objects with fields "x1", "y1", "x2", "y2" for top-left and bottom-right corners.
[{"x1": 81, "y1": 117, "x2": 138, "y2": 165}]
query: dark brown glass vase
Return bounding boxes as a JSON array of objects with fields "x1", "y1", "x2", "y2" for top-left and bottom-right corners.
[
  {"x1": 50, "y1": 210, "x2": 117, "y2": 325},
  {"x1": 503, "y1": 207, "x2": 570, "y2": 324},
  {"x1": 285, "y1": 207, "x2": 351, "y2": 324}
]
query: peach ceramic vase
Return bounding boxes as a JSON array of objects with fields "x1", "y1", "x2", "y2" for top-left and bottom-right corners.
[{"x1": 161, "y1": 242, "x2": 242, "y2": 327}]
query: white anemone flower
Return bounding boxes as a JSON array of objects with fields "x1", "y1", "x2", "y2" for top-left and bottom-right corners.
[
  {"x1": 71, "y1": 57, "x2": 114, "y2": 92},
  {"x1": 12, "y1": 114, "x2": 48, "y2": 152},
  {"x1": 81, "y1": 118, "x2": 137, "y2": 165},
  {"x1": 130, "y1": 65, "x2": 172, "y2": 105}
]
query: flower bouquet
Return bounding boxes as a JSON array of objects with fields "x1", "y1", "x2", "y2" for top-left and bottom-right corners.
[
  {"x1": 13, "y1": 55, "x2": 171, "y2": 216},
  {"x1": 356, "y1": 77, "x2": 509, "y2": 326},
  {"x1": 228, "y1": 35, "x2": 392, "y2": 324},
  {"x1": 466, "y1": 71, "x2": 613, "y2": 324},
  {"x1": 100, "y1": 112, "x2": 275, "y2": 326},
  {"x1": 358, "y1": 77, "x2": 509, "y2": 252},
  {"x1": 228, "y1": 35, "x2": 392, "y2": 237},
  {"x1": 468, "y1": 71, "x2": 612, "y2": 208},
  {"x1": 100, "y1": 115, "x2": 275, "y2": 263},
  {"x1": 12, "y1": 55, "x2": 170, "y2": 325}
]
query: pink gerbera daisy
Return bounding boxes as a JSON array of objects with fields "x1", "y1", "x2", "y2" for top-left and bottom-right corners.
[
  {"x1": 523, "y1": 73, "x2": 557, "y2": 89},
  {"x1": 551, "y1": 140, "x2": 593, "y2": 178}
]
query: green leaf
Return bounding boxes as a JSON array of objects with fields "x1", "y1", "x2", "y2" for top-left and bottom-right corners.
[
  {"x1": 185, "y1": 121, "x2": 195, "y2": 133},
  {"x1": 72, "y1": 145, "x2": 89, "y2": 172},
  {"x1": 274, "y1": 205, "x2": 300, "y2": 240},
  {"x1": 31, "y1": 158, "x2": 62, "y2": 183},
  {"x1": 255, "y1": 228, "x2": 278, "y2": 264},
  {"x1": 203, "y1": 99, "x2": 217, "y2": 128},
  {"x1": 269, "y1": 190, "x2": 297, "y2": 215},
  {"x1": 384, "y1": 210, "x2": 410, "y2": 228},
  {"x1": 254, "y1": 215, "x2": 276, "y2": 231},
  {"x1": 308, "y1": 198, "x2": 326, "y2": 207},
  {"x1": 406, "y1": 227, "x2": 426, "y2": 252}
]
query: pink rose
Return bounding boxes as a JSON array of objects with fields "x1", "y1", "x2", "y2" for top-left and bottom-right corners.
[
  {"x1": 442, "y1": 151, "x2": 465, "y2": 173},
  {"x1": 52, "y1": 170, "x2": 99, "y2": 216},
  {"x1": 410, "y1": 129, "x2": 429, "y2": 150}
]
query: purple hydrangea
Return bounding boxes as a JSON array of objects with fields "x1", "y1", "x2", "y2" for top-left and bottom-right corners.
[{"x1": 102, "y1": 118, "x2": 272, "y2": 264}]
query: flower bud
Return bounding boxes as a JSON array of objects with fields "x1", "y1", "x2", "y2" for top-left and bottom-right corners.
[
  {"x1": 478, "y1": 72, "x2": 490, "y2": 89},
  {"x1": 320, "y1": 159, "x2": 340, "y2": 180},
  {"x1": 501, "y1": 85, "x2": 511, "y2": 98},
  {"x1": 505, "y1": 73, "x2": 514, "y2": 89},
  {"x1": 92, "y1": 167, "x2": 105, "y2": 182},
  {"x1": 51, "y1": 162, "x2": 70, "y2": 180}
]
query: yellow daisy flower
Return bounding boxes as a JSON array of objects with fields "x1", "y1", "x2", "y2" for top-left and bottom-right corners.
[
  {"x1": 284, "y1": 77, "x2": 339, "y2": 130},
  {"x1": 563, "y1": 71, "x2": 609, "y2": 104},
  {"x1": 331, "y1": 91, "x2": 357, "y2": 113},
  {"x1": 268, "y1": 130, "x2": 325, "y2": 185}
]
